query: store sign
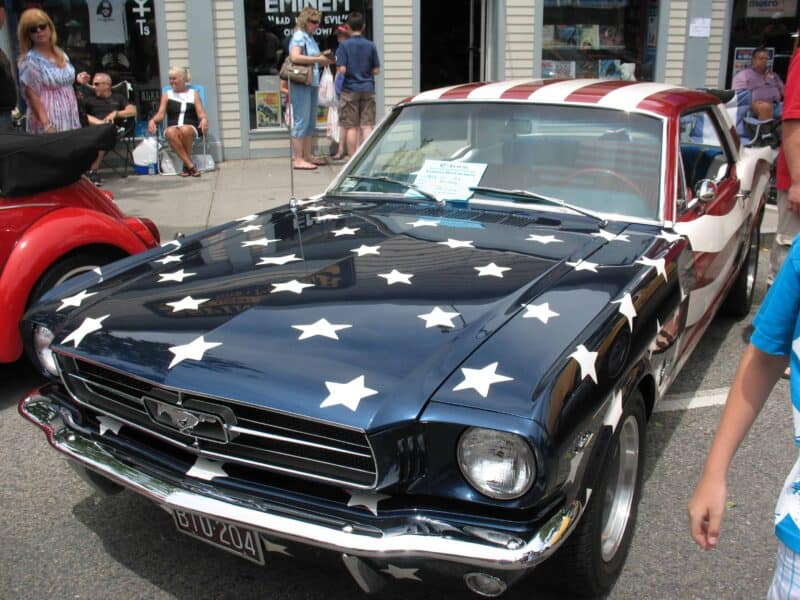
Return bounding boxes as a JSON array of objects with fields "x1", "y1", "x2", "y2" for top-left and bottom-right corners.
[
  {"x1": 746, "y1": 0, "x2": 796, "y2": 18},
  {"x1": 131, "y1": 0, "x2": 153, "y2": 36},
  {"x1": 263, "y1": 0, "x2": 359, "y2": 38}
]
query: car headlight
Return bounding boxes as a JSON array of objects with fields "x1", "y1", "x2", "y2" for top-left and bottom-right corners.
[
  {"x1": 33, "y1": 325, "x2": 59, "y2": 377},
  {"x1": 457, "y1": 427, "x2": 536, "y2": 500}
]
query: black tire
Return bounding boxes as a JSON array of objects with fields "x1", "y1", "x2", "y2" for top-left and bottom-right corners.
[
  {"x1": 541, "y1": 390, "x2": 646, "y2": 598},
  {"x1": 720, "y1": 214, "x2": 761, "y2": 318},
  {"x1": 28, "y1": 249, "x2": 121, "y2": 308}
]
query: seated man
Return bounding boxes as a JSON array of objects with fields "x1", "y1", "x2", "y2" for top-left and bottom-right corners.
[
  {"x1": 80, "y1": 72, "x2": 136, "y2": 186},
  {"x1": 732, "y1": 47, "x2": 785, "y2": 120}
]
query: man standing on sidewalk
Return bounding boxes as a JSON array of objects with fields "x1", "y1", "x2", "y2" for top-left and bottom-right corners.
[
  {"x1": 0, "y1": 1, "x2": 18, "y2": 131},
  {"x1": 336, "y1": 11, "x2": 380, "y2": 157}
]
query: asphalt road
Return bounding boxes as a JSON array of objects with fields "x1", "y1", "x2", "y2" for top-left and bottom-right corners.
[{"x1": 0, "y1": 230, "x2": 791, "y2": 600}]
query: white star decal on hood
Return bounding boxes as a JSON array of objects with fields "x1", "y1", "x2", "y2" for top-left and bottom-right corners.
[
  {"x1": 379, "y1": 269, "x2": 414, "y2": 285},
  {"x1": 475, "y1": 262, "x2": 510, "y2": 278},
  {"x1": 292, "y1": 318, "x2": 352, "y2": 340},
  {"x1": 257, "y1": 254, "x2": 302, "y2": 266},
  {"x1": 237, "y1": 224, "x2": 262, "y2": 233},
  {"x1": 418, "y1": 306, "x2": 461, "y2": 328},
  {"x1": 57, "y1": 289, "x2": 96, "y2": 311},
  {"x1": 168, "y1": 336, "x2": 222, "y2": 369},
  {"x1": 351, "y1": 244, "x2": 381, "y2": 256},
  {"x1": 438, "y1": 238, "x2": 474, "y2": 249},
  {"x1": 242, "y1": 237, "x2": 280, "y2": 248},
  {"x1": 636, "y1": 256, "x2": 667, "y2": 281},
  {"x1": 320, "y1": 375, "x2": 378, "y2": 411},
  {"x1": 612, "y1": 292, "x2": 637, "y2": 331},
  {"x1": 158, "y1": 269, "x2": 196, "y2": 283},
  {"x1": 332, "y1": 226, "x2": 360, "y2": 236},
  {"x1": 592, "y1": 230, "x2": 630, "y2": 242},
  {"x1": 522, "y1": 302, "x2": 560, "y2": 324},
  {"x1": 235, "y1": 214, "x2": 258, "y2": 222},
  {"x1": 566, "y1": 260, "x2": 599, "y2": 273},
  {"x1": 271, "y1": 280, "x2": 314, "y2": 294},
  {"x1": 166, "y1": 295, "x2": 209, "y2": 312},
  {"x1": 155, "y1": 254, "x2": 183, "y2": 265},
  {"x1": 526, "y1": 234, "x2": 562, "y2": 244},
  {"x1": 657, "y1": 230, "x2": 684, "y2": 243},
  {"x1": 62, "y1": 315, "x2": 109, "y2": 347},
  {"x1": 452, "y1": 362, "x2": 514, "y2": 398},
  {"x1": 570, "y1": 344, "x2": 598, "y2": 383}
]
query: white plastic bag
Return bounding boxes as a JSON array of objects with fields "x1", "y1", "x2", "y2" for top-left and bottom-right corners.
[
  {"x1": 318, "y1": 67, "x2": 336, "y2": 107},
  {"x1": 327, "y1": 104, "x2": 339, "y2": 143},
  {"x1": 132, "y1": 136, "x2": 158, "y2": 166}
]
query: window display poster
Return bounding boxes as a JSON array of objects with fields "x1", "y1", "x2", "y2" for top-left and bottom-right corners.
[
  {"x1": 261, "y1": 0, "x2": 366, "y2": 40},
  {"x1": 599, "y1": 59, "x2": 623, "y2": 79},
  {"x1": 579, "y1": 24, "x2": 600, "y2": 49},
  {"x1": 542, "y1": 60, "x2": 576, "y2": 79},
  {"x1": 255, "y1": 91, "x2": 281, "y2": 128},
  {"x1": 746, "y1": 0, "x2": 796, "y2": 18},
  {"x1": 733, "y1": 47, "x2": 775, "y2": 74}
]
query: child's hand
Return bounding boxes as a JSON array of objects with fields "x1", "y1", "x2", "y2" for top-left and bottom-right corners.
[{"x1": 688, "y1": 475, "x2": 727, "y2": 550}]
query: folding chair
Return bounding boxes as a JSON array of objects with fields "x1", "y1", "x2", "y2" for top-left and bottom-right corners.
[
  {"x1": 156, "y1": 83, "x2": 213, "y2": 174},
  {"x1": 106, "y1": 80, "x2": 136, "y2": 177}
]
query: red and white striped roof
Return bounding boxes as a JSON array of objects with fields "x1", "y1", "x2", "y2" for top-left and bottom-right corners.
[{"x1": 404, "y1": 79, "x2": 714, "y2": 118}]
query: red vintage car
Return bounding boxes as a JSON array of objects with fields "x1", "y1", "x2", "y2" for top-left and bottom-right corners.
[{"x1": 0, "y1": 126, "x2": 159, "y2": 363}]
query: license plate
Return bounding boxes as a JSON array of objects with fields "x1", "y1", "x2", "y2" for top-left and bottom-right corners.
[{"x1": 172, "y1": 509, "x2": 265, "y2": 565}]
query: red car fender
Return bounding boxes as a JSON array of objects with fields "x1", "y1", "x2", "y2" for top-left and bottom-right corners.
[{"x1": 0, "y1": 207, "x2": 155, "y2": 362}]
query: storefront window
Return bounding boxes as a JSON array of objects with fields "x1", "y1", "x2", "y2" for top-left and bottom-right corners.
[
  {"x1": 727, "y1": 0, "x2": 797, "y2": 86},
  {"x1": 243, "y1": 0, "x2": 372, "y2": 131},
  {"x1": 8, "y1": 1, "x2": 160, "y2": 136},
  {"x1": 541, "y1": 0, "x2": 659, "y2": 81}
]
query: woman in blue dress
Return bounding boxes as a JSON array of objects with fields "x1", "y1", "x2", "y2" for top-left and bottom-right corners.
[
  {"x1": 16, "y1": 8, "x2": 80, "y2": 134},
  {"x1": 288, "y1": 6, "x2": 333, "y2": 170}
]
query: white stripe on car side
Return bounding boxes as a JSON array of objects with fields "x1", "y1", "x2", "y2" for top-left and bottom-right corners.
[
  {"x1": 673, "y1": 200, "x2": 749, "y2": 253},
  {"x1": 683, "y1": 242, "x2": 741, "y2": 327},
  {"x1": 596, "y1": 82, "x2": 680, "y2": 111}
]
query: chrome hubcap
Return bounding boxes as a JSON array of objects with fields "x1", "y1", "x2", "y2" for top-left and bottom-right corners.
[
  {"x1": 600, "y1": 414, "x2": 639, "y2": 562},
  {"x1": 745, "y1": 233, "x2": 759, "y2": 299}
]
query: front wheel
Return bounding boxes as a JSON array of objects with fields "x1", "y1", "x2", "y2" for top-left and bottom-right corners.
[
  {"x1": 28, "y1": 249, "x2": 123, "y2": 308},
  {"x1": 720, "y1": 211, "x2": 761, "y2": 317},
  {"x1": 541, "y1": 390, "x2": 646, "y2": 597}
]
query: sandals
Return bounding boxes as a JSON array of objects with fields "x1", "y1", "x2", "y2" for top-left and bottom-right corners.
[{"x1": 181, "y1": 164, "x2": 201, "y2": 178}]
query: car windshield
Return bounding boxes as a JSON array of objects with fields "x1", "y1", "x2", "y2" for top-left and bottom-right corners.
[{"x1": 332, "y1": 102, "x2": 664, "y2": 221}]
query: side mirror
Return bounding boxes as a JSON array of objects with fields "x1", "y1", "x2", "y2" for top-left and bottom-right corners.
[{"x1": 694, "y1": 179, "x2": 718, "y2": 203}]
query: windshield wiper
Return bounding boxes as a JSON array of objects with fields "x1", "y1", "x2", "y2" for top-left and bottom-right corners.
[
  {"x1": 344, "y1": 175, "x2": 445, "y2": 205},
  {"x1": 469, "y1": 185, "x2": 607, "y2": 227}
]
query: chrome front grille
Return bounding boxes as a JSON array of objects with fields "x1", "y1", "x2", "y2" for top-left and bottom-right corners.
[{"x1": 57, "y1": 356, "x2": 378, "y2": 488}]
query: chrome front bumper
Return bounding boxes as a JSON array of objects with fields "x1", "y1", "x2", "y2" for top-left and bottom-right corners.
[{"x1": 20, "y1": 388, "x2": 585, "y2": 578}]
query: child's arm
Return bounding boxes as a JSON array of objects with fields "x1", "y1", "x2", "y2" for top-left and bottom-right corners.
[{"x1": 688, "y1": 344, "x2": 786, "y2": 550}]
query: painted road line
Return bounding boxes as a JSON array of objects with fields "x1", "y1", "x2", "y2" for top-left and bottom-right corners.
[{"x1": 655, "y1": 388, "x2": 729, "y2": 413}]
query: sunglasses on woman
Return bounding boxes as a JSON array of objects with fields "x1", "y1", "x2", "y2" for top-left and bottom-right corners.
[{"x1": 27, "y1": 23, "x2": 48, "y2": 34}]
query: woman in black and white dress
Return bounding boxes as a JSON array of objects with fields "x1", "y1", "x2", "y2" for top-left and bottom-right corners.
[{"x1": 148, "y1": 66, "x2": 208, "y2": 177}]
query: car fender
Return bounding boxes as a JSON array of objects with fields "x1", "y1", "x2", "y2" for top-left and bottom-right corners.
[{"x1": 0, "y1": 207, "x2": 151, "y2": 362}]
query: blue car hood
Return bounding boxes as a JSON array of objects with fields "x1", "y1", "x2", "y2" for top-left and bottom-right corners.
[{"x1": 44, "y1": 201, "x2": 654, "y2": 430}]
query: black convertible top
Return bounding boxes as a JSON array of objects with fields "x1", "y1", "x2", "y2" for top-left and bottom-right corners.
[{"x1": 0, "y1": 124, "x2": 117, "y2": 197}]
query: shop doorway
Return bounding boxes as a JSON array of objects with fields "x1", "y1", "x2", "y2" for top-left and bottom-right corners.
[{"x1": 421, "y1": 0, "x2": 491, "y2": 91}]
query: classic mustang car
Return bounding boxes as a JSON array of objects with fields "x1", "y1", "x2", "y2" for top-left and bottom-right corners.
[
  {"x1": 0, "y1": 126, "x2": 160, "y2": 364},
  {"x1": 19, "y1": 80, "x2": 773, "y2": 597}
]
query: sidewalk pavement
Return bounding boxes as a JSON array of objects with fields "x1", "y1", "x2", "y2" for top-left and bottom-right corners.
[
  {"x1": 101, "y1": 157, "x2": 779, "y2": 245},
  {"x1": 103, "y1": 157, "x2": 345, "y2": 242}
]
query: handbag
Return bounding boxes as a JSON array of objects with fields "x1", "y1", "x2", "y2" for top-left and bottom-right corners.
[{"x1": 280, "y1": 57, "x2": 313, "y2": 85}]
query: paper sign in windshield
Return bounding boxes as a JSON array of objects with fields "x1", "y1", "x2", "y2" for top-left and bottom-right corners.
[{"x1": 411, "y1": 160, "x2": 488, "y2": 200}]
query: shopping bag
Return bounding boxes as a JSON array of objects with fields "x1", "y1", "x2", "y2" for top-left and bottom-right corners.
[
  {"x1": 192, "y1": 153, "x2": 215, "y2": 172},
  {"x1": 327, "y1": 104, "x2": 340, "y2": 143},
  {"x1": 132, "y1": 136, "x2": 158, "y2": 167},
  {"x1": 159, "y1": 149, "x2": 178, "y2": 175},
  {"x1": 318, "y1": 67, "x2": 336, "y2": 107}
]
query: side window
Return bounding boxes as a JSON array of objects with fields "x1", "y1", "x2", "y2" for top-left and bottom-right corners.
[{"x1": 679, "y1": 109, "x2": 733, "y2": 192}]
